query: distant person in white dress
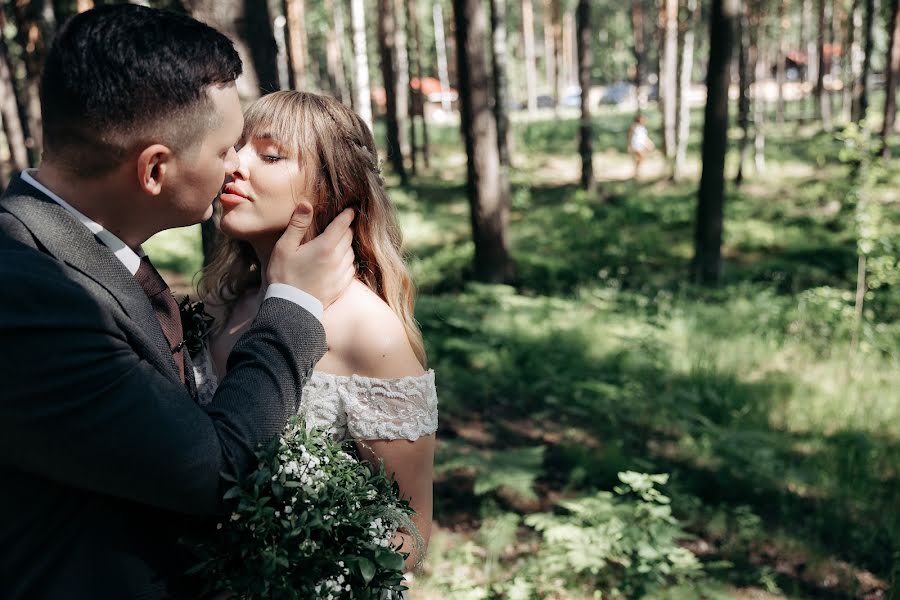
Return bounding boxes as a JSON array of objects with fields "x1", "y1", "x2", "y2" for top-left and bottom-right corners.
[
  {"x1": 197, "y1": 91, "x2": 436, "y2": 572},
  {"x1": 627, "y1": 113, "x2": 655, "y2": 180}
]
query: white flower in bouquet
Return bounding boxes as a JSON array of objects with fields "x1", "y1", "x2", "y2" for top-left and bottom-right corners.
[{"x1": 185, "y1": 417, "x2": 419, "y2": 599}]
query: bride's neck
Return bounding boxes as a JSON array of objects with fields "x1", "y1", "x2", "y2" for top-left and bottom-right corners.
[{"x1": 250, "y1": 237, "x2": 277, "y2": 304}]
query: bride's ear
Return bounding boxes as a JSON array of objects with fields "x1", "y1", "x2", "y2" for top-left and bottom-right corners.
[{"x1": 293, "y1": 200, "x2": 316, "y2": 244}]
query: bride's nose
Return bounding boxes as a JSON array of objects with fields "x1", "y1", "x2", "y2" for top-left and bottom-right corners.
[{"x1": 231, "y1": 145, "x2": 251, "y2": 180}]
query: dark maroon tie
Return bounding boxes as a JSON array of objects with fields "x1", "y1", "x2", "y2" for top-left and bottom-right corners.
[{"x1": 134, "y1": 256, "x2": 185, "y2": 383}]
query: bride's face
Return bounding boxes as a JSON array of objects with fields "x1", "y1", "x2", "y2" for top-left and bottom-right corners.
[{"x1": 218, "y1": 135, "x2": 313, "y2": 242}]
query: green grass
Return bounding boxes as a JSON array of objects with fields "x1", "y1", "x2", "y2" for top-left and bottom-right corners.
[{"x1": 146, "y1": 106, "x2": 900, "y2": 599}]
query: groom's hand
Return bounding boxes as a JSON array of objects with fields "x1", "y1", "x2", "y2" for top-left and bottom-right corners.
[{"x1": 267, "y1": 202, "x2": 356, "y2": 308}]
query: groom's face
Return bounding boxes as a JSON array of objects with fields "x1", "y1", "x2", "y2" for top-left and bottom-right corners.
[{"x1": 165, "y1": 84, "x2": 243, "y2": 226}]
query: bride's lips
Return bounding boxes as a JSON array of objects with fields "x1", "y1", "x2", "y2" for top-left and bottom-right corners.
[{"x1": 219, "y1": 184, "x2": 251, "y2": 206}]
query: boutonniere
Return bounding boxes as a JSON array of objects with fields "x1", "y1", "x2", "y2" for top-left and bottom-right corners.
[{"x1": 175, "y1": 297, "x2": 214, "y2": 359}]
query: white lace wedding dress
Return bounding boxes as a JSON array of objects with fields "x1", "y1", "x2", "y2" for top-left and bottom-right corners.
[{"x1": 193, "y1": 351, "x2": 439, "y2": 443}]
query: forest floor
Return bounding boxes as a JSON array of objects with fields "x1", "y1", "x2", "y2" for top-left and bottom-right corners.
[{"x1": 147, "y1": 105, "x2": 900, "y2": 599}]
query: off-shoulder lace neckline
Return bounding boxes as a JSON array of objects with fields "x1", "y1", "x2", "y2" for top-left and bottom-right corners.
[{"x1": 309, "y1": 369, "x2": 435, "y2": 385}]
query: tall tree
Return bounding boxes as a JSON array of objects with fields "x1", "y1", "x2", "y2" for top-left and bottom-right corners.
[
  {"x1": 452, "y1": 0, "x2": 515, "y2": 282},
  {"x1": 693, "y1": 0, "x2": 739, "y2": 285},
  {"x1": 576, "y1": 0, "x2": 593, "y2": 191},
  {"x1": 661, "y1": 0, "x2": 679, "y2": 165},
  {"x1": 753, "y1": 10, "x2": 767, "y2": 173},
  {"x1": 816, "y1": 0, "x2": 832, "y2": 127},
  {"x1": 675, "y1": 0, "x2": 699, "y2": 180},
  {"x1": 0, "y1": 36, "x2": 28, "y2": 175},
  {"x1": 433, "y1": 0, "x2": 453, "y2": 112},
  {"x1": 881, "y1": 0, "x2": 900, "y2": 156},
  {"x1": 351, "y1": 0, "x2": 374, "y2": 129},
  {"x1": 407, "y1": 0, "x2": 430, "y2": 168},
  {"x1": 631, "y1": 0, "x2": 647, "y2": 106},
  {"x1": 735, "y1": 7, "x2": 751, "y2": 185},
  {"x1": 406, "y1": 0, "x2": 424, "y2": 172},
  {"x1": 776, "y1": 1, "x2": 788, "y2": 125},
  {"x1": 187, "y1": 0, "x2": 279, "y2": 101},
  {"x1": 283, "y1": 0, "x2": 309, "y2": 90},
  {"x1": 853, "y1": 0, "x2": 875, "y2": 121},
  {"x1": 491, "y1": 0, "x2": 512, "y2": 168},
  {"x1": 543, "y1": 0, "x2": 562, "y2": 108},
  {"x1": 844, "y1": 0, "x2": 861, "y2": 121},
  {"x1": 522, "y1": 0, "x2": 539, "y2": 114},
  {"x1": 378, "y1": 0, "x2": 409, "y2": 185},
  {"x1": 12, "y1": 0, "x2": 57, "y2": 165},
  {"x1": 394, "y1": 0, "x2": 411, "y2": 161},
  {"x1": 324, "y1": 0, "x2": 350, "y2": 102}
]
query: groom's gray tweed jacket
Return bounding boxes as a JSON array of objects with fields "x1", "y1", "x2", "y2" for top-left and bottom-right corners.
[{"x1": 0, "y1": 174, "x2": 327, "y2": 599}]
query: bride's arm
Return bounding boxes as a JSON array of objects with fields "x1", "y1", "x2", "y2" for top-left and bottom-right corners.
[{"x1": 357, "y1": 435, "x2": 435, "y2": 570}]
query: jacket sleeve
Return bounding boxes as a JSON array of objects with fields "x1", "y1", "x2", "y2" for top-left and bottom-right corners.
[{"x1": 0, "y1": 247, "x2": 326, "y2": 516}]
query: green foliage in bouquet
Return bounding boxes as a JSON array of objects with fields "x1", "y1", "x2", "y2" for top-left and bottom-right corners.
[{"x1": 186, "y1": 417, "x2": 416, "y2": 599}]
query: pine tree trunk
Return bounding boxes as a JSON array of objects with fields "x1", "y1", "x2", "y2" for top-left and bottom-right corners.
[
  {"x1": 881, "y1": 0, "x2": 900, "y2": 156},
  {"x1": 407, "y1": 0, "x2": 430, "y2": 167},
  {"x1": 522, "y1": 0, "x2": 539, "y2": 114},
  {"x1": 854, "y1": 0, "x2": 875, "y2": 122},
  {"x1": 776, "y1": 1, "x2": 787, "y2": 125},
  {"x1": 543, "y1": 0, "x2": 559, "y2": 108},
  {"x1": 631, "y1": 1, "x2": 647, "y2": 106},
  {"x1": 0, "y1": 37, "x2": 28, "y2": 173},
  {"x1": 405, "y1": 0, "x2": 420, "y2": 173},
  {"x1": 661, "y1": 0, "x2": 679, "y2": 166},
  {"x1": 324, "y1": 0, "x2": 350, "y2": 102},
  {"x1": 351, "y1": 0, "x2": 374, "y2": 129},
  {"x1": 13, "y1": 0, "x2": 56, "y2": 166},
  {"x1": 491, "y1": 0, "x2": 511, "y2": 168},
  {"x1": 694, "y1": 0, "x2": 738, "y2": 285},
  {"x1": 735, "y1": 9, "x2": 750, "y2": 185},
  {"x1": 188, "y1": 0, "x2": 279, "y2": 101},
  {"x1": 332, "y1": 0, "x2": 353, "y2": 108},
  {"x1": 845, "y1": 0, "x2": 861, "y2": 121},
  {"x1": 576, "y1": 0, "x2": 593, "y2": 191},
  {"x1": 675, "y1": 0, "x2": 698, "y2": 180},
  {"x1": 284, "y1": 0, "x2": 309, "y2": 90},
  {"x1": 754, "y1": 13, "x2": 767, "y2": 173},
  {"x1": 452, "y1": 0, "x2": 515, "y2": 283},
  {"x1": 378, "y1": 0, "x2": 409, "y2": 185},
  {"x1": 816, "y1": 0, "x2": 832, "y2": 127},
  {"x1": 433, "y1": 0, "x2": 453, "y2": 112},
  {"x1": 395, "y1": 1, "x2": 411, "y2": 161}
]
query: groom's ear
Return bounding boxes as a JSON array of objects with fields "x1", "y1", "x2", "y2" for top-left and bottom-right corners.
[{"x1": 136, "y1": 144, "x2": 173, "y2": 196}]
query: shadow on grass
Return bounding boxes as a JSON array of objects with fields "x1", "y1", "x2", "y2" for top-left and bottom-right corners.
[{"x1": 423, "y1": 298, "x2": 897, "y2": 596}]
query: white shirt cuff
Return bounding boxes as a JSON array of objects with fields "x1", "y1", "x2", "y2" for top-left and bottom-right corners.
[{"x1": 264, "y1": 283, "x2": 324, "y2": 322}]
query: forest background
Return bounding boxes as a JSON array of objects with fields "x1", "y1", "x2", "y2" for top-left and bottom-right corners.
[{"x1": 1, "y1": 0, "x2": 899, "y2": 597}]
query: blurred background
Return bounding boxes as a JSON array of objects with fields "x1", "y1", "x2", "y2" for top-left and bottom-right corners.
[{"x1": 2, "y1": 0, "x2": 899, "y2": 597}]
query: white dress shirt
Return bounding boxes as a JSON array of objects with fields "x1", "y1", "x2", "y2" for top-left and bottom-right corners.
[{"x1": 20, "y1": 170, "x2": 323, "y2": 321}]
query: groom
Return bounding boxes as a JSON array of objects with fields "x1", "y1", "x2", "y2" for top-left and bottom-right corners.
[{"x1": 0, "y1": 5, "x2": 353, "y2": 599}]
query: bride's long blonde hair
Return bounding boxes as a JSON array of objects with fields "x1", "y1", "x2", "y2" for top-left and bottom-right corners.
[{"x1": 198, "y1": 91, "x2": 426, "y2": 367}]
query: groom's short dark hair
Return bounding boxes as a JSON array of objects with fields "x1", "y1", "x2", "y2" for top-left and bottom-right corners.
[{"x1": 40, "y1": 4, "x2": 242, "y2": 177}]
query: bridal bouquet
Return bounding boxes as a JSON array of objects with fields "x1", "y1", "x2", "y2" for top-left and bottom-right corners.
[{"x1": 186, "y1": 417, "x2": 415, "y2": 599}]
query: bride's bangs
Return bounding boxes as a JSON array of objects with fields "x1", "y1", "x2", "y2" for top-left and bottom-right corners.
[{"x1": 242, "y1": 92, "x2": 305, "y2": 158}]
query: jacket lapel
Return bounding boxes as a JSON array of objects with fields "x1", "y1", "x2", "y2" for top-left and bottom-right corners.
[{"x1": 0, "y1": 176, "x2": 182, "y2": 384}]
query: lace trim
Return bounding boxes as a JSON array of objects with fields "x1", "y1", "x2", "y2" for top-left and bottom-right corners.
[
  {"x1": 193, "y1": 349, "x2": 438, "y2": 442},
  {"x1": 300, "y1": 370, "x2": 439, "y2": 442}
]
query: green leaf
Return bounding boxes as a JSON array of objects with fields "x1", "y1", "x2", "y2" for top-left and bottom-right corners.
[
  {"x1": 223, "y1": 486, "x2": 242, "y2": 500},
  {"x1": 357, "y1": 557, "x2": 376, "y2": 584}
]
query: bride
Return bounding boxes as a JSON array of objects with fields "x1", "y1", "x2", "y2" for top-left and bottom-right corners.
[{"x1": 196, "y1": 91, "x2": 436, "y2": 571}]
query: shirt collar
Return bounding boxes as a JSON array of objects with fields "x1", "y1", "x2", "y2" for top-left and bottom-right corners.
[{"x1": 20, "y1": 169, "x2": 144, "y2": 275}]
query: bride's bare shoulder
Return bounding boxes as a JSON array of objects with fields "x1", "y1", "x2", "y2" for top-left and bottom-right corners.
[{"x1": 323, "y1": 280, "x2": 424, "y2": 380}]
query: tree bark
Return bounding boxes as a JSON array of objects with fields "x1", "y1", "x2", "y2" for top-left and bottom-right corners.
[
  {"x1": 776, "y1": 1, "x2": 787, "y2": 125},
  {"x1": 754, "y1": 12, "x2": 767, "y2": 173},
  {"x1": 394, "y1": 0, "x2": 411, "y2": 161},
  {"x1": 187, "y1": 0, "x2": 279, "y2": 101},
  {"x1": 378, "y1": 0, "x2": 409, "y2": 185},
  {"x1": 661, "y1": 0, "x2": 679, "y2": 165},
  {"x1": 576, "y1": 0, "x2": 593, "y2": 191},
  {"x1": 407, "y1": 0, "x2": 430, "y2": 167},
  {"x1": 853, "y1": 0, "x2": 875, "y2": 122},
  {"x1": 452, "y1": 0, "x2": 515, "y2": 283},
  {"x1": 816, "y1": 0, "x2": 832, "y2": 127},
  {"x1": 735, "y1": 8, "x2": 751, "y2": 185},
  {"x1": 804, "y1": 0, "x2": 818, "y2": 118},
  {"x1": 522, "y1": 0, "x2": 539, "y2": 114},
  {"x1": 631, "y1": 0, "x2": 647, "y2": 106},
  {"x1": 674, "y1": 0, "x2": 698, "y2": 180},
  {"x1": 12, "y1": 0, "x2": 57, "y2": 165},
  {"x1": 332, "y1": 0, "x2": 353, "y2": 108},
  {"x1": 693, "y1": 0, "x2": 738, "y2": 285},
  {"x1": 491, "y1": 0, "x2": 512, "y2": 168},
  {"x1": 433, "y1": 0, "x2": 453, "y2": 112},
  {"x1": 283, "y1": 0, "x2": 309, "y2": 90},
  {"x1": 324, "y1": 0, "x2": 350, "y2": 102},
  {"x1": 844, "y1": 0, "x2": 861, "y2": 121},
  {"x1": 881, "y1": 0, "x2": 900, "y2": 156},
  {"x1": 405, "y1": 0, "x2": 420, "y2": 173},
  {"x1": 543, "y1": 0, "x2": 561, "y2": 108},
  {"x1": 351, "y1": 0, "x2": 374, "y2": 129},
  {"x1": 0, "y1": 36, "x2": 28, "y2": 173}
]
